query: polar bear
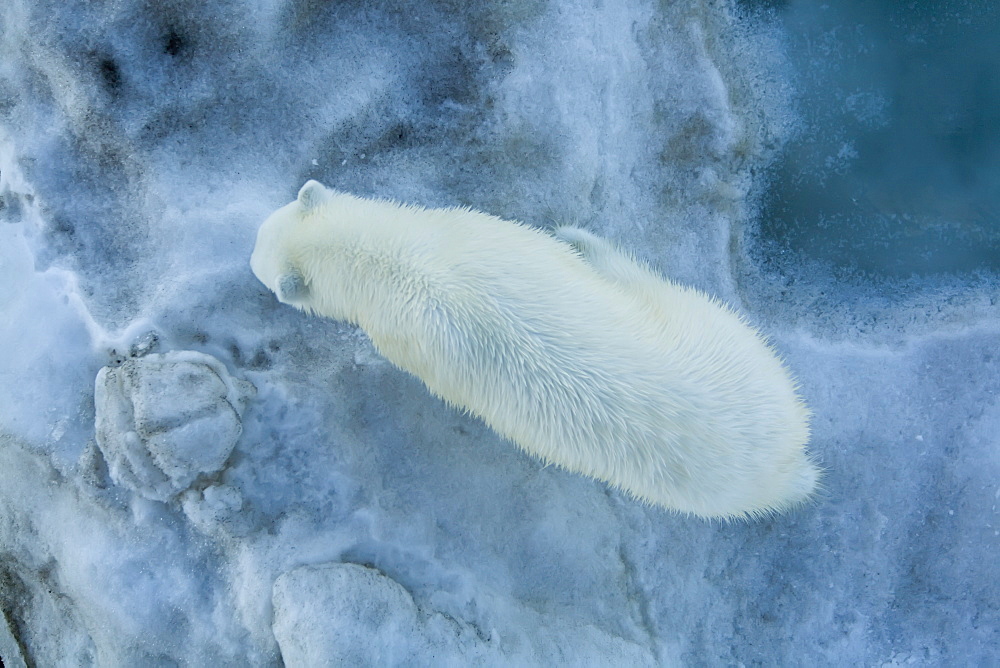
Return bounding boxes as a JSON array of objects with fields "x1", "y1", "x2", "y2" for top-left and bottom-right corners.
[{"x1": 251, "y1": 181, "x2": 817, "y2": 518}]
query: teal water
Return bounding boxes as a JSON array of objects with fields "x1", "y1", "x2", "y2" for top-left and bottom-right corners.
[{"x1": 752, "y1": 0, "x2": 1000, "y2": 277}]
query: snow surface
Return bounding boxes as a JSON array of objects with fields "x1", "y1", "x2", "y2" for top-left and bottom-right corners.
[{"x1": 1, "y1": 0, "x2": 997, "y2": 665}]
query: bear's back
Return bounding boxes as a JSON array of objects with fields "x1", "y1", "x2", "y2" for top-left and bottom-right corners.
[
  {"x1": 333, "y1": 205, "x2": 806, "y2": 515},
  {"x1": 259, "y1": 186, "x2": 815, "y2": 518}
]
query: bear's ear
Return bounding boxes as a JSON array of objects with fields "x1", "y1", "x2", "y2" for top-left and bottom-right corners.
[
  {"x1": 276, "y1": 271, "x2": 309, "y2": 302},
  {"x1": 297, "y1": 180, "x2": 332, "y2": 211}
]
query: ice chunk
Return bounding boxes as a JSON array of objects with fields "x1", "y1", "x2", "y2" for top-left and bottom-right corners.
[
  {"x1": 94, "y1": 351, "x2": 255, "y2": 501},
  {"x1": 273, "y1": 563, "x2": 428, "y2": 666},
  {"x1": 180, "y1": 483, "x2": 256, "y2": 537},
  {"x1": 272, "y1": 562, "x2": 655, "y2": 666}
]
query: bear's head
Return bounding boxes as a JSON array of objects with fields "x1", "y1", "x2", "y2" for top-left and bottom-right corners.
[{"x1": 250, "y1": 180, "x2": 333, "y2": 307}]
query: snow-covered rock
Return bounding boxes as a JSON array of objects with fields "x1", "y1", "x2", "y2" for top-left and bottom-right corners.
[{"x1": 94, "y1": 351, "x2": 255, "y2": 500}]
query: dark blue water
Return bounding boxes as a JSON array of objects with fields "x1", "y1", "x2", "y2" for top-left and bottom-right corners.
[{"x1": 749, "y1": 0, "x2": 1000, "y2": 277}]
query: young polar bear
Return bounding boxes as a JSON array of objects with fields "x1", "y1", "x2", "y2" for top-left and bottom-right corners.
[{"x1": 251, "y1": 181, "x2": 817, "y2": 519}]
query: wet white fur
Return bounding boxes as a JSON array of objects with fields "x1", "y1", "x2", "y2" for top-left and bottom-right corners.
[{"x1": 251, "y1": 181, "x2": 817, "y2": 518}]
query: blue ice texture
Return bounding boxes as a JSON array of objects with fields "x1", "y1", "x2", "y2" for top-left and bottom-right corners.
[{"x1": 0, "y1": 0, "x2": 997, "y2": 665}]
